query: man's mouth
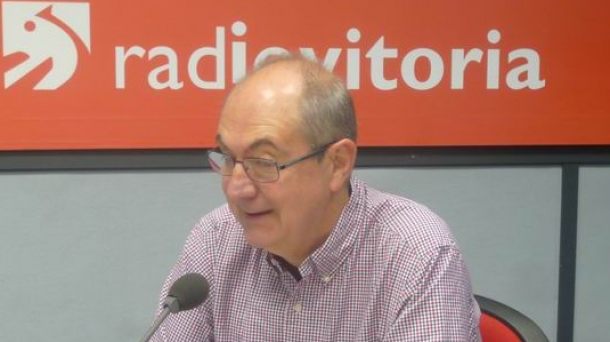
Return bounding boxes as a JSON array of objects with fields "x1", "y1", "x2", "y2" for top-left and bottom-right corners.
[{"x1": 244, "y1": 209, "x2": 272, "y2": 218}]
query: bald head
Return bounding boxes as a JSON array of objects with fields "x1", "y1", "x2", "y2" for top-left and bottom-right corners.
[{"x1": 222, "y1": 55, "x2": 357, "y2": 148}]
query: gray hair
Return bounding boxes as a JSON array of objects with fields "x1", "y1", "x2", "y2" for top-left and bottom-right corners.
[{"x1": 253, "y1": 54, "x2": 358, "y2": 148}]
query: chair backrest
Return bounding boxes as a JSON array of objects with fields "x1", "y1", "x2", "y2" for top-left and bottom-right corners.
[{"x1": 476, "y1": 295, "x2": 550, "y2": 342}]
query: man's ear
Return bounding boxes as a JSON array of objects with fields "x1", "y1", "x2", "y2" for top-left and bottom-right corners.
[{"x1": 327, "y1": 139, "x2": 357, "y2": 192}]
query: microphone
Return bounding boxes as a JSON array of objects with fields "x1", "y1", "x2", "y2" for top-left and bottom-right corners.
[{"x1": 139, "y1": 273, "x2": 210, "y2": 342}]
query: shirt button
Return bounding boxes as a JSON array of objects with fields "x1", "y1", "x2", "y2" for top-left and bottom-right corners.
[
  {"x1": 293, "y1": 302, "x2": 303, "y2": 313},
  {"x1": 322, "y1": 275, "x2": 332, "y2": 283}
]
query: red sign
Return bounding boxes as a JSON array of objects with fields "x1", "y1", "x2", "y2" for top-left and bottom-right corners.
[{"x1": 1, "y1": 0, "x2": 609, "y2": 150}]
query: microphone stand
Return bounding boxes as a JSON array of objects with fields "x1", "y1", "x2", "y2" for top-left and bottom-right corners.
[{"x1": 139, "y1": 297, "x2": 179, "y2": 342}]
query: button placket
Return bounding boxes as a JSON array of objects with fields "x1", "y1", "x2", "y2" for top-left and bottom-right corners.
[{"x1": 289, "y1": 279, "x2": 305, "y2": 315}]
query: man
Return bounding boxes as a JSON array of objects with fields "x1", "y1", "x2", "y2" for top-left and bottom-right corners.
[{"x1": 151, "y1": 55, "x2": 480, "y2": 341}]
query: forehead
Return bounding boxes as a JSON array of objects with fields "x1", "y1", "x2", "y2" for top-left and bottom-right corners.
[{"x1": 217, "y1": 67, "x2": 306, "y2": 154}]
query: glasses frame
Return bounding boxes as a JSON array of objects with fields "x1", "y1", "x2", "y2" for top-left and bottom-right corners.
[{"x1": 207, "y1": 141, "x2": 336, "y2": 183}]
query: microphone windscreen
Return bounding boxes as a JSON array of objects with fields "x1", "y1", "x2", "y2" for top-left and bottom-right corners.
[{"x1": 168, "y1": 273, "x2": 210, "y2": 312}]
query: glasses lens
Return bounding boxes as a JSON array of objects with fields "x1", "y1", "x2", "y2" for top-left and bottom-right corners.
[
  {"x1": 244, "y1": 158, "x2": 279, "y2": 183},
  {"x1": 208, "y1": 151, "x2": 233, "y2": 175}
]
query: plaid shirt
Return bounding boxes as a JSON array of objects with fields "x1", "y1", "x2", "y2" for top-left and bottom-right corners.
[{"x1": 151, "y1": 176, "x2": 481, "y2": 342}]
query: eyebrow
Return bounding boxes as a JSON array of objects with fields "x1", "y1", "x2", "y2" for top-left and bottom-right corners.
[
  {"x1": 216, "y1": 135, "x2": 284, "y2": 156},
  {"x1": 215, "y1": 135, "x2": 229, "y2": 151}
]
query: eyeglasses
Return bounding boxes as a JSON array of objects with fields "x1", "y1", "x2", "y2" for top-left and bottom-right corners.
[{"x1": 207, "y1": 142, "x2": 336, "y2": 183}]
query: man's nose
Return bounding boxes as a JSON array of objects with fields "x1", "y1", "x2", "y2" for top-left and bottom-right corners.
[{"x1": 224, "y1": 162, "x2": 257, "y2": 199}]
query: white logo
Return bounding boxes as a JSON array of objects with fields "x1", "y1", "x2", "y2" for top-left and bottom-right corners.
[{"x1": 2, "y1": 1, "x2": 90, "y2": 90}]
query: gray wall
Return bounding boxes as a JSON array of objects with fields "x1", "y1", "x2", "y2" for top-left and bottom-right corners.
[
  {"x1": 0, "y1": 171, "x2": 223, "y2": 341},
  {"x1": 0, "y1": 166, "x2": 607, "y2": 341}
]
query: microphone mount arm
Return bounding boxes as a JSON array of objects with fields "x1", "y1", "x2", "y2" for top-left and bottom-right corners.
[{"x1": 138, "y1": 296, "x2": 179, "y2": 342}]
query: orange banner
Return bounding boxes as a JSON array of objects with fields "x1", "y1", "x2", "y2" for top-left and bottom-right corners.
[{"x1": 1, "y1": 0, "x2": 609, "y2": 150}]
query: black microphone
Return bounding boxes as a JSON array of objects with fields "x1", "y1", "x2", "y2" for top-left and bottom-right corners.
[{"x1": 139, "y1": 273, "x2": 210, "y2": 342}]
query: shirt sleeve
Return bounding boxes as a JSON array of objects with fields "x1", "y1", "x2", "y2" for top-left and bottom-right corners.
[
  {"x1": 149, "y1": 218, "x2": 217, "y2": 342},
  {"x1": 383, "y1": 244, "x2": 481, "y2": 342}
]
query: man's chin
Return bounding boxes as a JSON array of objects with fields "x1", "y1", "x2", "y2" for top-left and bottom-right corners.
[{"x1": 242, "y1": 227, "x2": 274, "y2": 249}]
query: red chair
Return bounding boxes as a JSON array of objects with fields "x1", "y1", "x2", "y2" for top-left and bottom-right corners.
[{"x1": 476, "y1": 295, "x2": 550, "y2": 342}]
